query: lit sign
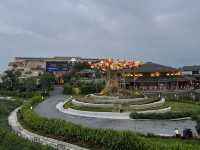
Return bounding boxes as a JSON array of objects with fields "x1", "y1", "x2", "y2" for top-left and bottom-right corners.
[{"x1": 46, "y1": 62, "x2": 71, "y2": 72}]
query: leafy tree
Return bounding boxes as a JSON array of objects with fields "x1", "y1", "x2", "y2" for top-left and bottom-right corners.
[
  {"x1": 63, "y1": 63, "x2": 90, "y2": 83},
  {"x1": 1, "y1": 70, "x2": 20, "y2": 90},
  {"x1": 22, "y1": 77, "x2": 37, "y2": 92},
  {"x1": 72, "y1": 62, "x2": 90, "y2": 71},
  {"x1": 63, "y1": 72, "x2": 73, "y2": 83},
  {"x1": 39, "y1": 72, "x2": 55, "y2": 91}
]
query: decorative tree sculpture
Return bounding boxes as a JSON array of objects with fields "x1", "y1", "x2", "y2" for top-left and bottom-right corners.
[{"x1": 91, "y1": 58, "x2": 143, "y2": 96}]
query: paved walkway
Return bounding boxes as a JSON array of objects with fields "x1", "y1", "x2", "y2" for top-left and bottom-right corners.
[
  {"x1": 8, "y1": 107, "x2": 88, "y2": 150},
  {"x1": 34, "y1": 87, "x2": 198, "y2": 136}
]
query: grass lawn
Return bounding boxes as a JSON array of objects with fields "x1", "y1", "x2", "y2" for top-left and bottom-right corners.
[{"x1": 166, "y1": 101, "x2": 200, "y2": 113}]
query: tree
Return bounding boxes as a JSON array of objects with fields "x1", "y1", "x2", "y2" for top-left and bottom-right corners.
[
  {"x1": 39, "y1": 72, "x2": 55, "y2": 91},
  {"x1": 1, "y1": 70, "x2": 20, "y2": 90},
  {"x1": 72, "y1": 62, "x2": 90, "y2": 72},
  {"x1": 23, "y1": 77, "x2": 37, "y2": 92}
]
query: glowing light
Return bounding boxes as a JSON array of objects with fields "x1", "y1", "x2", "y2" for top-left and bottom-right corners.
[{"x1": 90, "y1": 58, "x2": 143, "y2": 72}]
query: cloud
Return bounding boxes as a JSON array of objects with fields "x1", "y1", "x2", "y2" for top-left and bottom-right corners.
[{"x1": 0, "y1": 0, "x2": 200, "y2": 71}]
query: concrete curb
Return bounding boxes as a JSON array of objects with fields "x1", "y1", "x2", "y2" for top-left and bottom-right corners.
[
  {"x1": 129, "y1": 117, "x2": 192, "y2": 121},
  {"x1": 57, "y1": 101, "x2": 130, "y2": 120},
  {"x1": 71, "y1": 97, "x2": 171, "y2": 114},
  {"x1": 57, "y1": 101, "x2": 174, "y2": 120},
  {"x1": 0, "y1": 96, "x2": 16, "y2": 101},
  {"x1": 8, "y1": 107, "x2": 89, "y2": 150}
]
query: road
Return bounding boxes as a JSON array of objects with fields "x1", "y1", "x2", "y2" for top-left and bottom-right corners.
[{"x1": 34, "y1": 87, "x2": 197, "y2": 136}]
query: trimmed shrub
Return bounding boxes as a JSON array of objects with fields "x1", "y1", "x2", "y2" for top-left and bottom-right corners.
[
  {"x1": 130, "y1": 112, "x2": 191, "y2": 120},
  {"x1": 0, "y1": 90, "x2": 41, "y2": 98},
  {"x1": 63, "y1": 83, "x2": 73, "y2": 94},
  {"x1": 79, "y1": 82, "x2": 105, "y2": 95}
]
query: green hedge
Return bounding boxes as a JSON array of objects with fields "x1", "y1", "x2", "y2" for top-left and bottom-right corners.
[
  {"x1": 63, "y1": 83, "x2": 73, "y2": 94},
  {"x1": 0, "y1": 98, "x2": 52, "y2": 150},
  {"x1": 17, "y1": 96, "x2": 200, "y2": 150},
  {"x1": 0, "y1": 90, "x2": 41, "y2": 98},
  {"x1": 130, "y1": 112, "x2": 191, "y2": 120}
]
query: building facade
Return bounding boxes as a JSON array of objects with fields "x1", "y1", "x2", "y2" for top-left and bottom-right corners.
[
  {"x1": 121, "y1": 62, "x2": 196, "y2": 91},
  {"x1": 8, "y1": 57, "x2": 200, "y2": 90},
  {"x1": 182, "y1": 65, "x2": 200, "y2": 88},
  {"x1": 9, "y1": 57, "x2": 101, "y2": 79}
]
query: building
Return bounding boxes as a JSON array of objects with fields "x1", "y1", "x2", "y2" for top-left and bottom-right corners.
[
  {"x1": 182, "y1": 65, "x2": 200, "y2": 75},
  {"x1": 121, "y1": 62, "x2": 195, "y2": 91},
  {"x1": 182, "y1": 65, "x2": 200, "y2": 88},
  {"x1": 8, "y1": 57, "x2": 200, "y2": 90},
  {"x1": 9, "y1": 57, "x2": 101, "y2": 79}
]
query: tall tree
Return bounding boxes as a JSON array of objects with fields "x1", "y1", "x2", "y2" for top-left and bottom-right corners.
[
  {"x1": 39, "y1": 72, "x2": 55, "y2": 91},
  {"x1": 1, "y1": 70, "x2": 19, "y2": 90}
]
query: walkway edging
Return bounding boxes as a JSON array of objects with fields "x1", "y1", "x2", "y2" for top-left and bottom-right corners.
[
  {"x1": 8, "y1": 107, "x2": 89, "y2": 150},
  {"x1": 57, "y1": 101, "x2": 174, "y2": 120},
  {"x1": 57, "y1": 101, "x2": 130, "y2": 120},
  {"x1": 0, "y1": 96, "x2": 16, "y2": 101}
]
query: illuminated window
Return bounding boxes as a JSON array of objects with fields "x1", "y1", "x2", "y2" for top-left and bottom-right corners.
[
  {"x1": 155, "y1": 72, "x2": 160, "y2": 77},
  {"x1": 150, "y1": 73, "x2": 155, "y2": 77},
  {"x1": 175, "y1": 72, "x2": 181, "y2": 76}
]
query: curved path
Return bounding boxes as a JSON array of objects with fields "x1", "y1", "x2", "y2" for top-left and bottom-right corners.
[
  {"x1": 35, "y1": 87, "x2": 197, "y2": 136},
  {"x1": 8, "y1": 107, "x2": 88, "y2": 150}
]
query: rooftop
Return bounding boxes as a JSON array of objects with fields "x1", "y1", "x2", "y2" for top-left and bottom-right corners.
[
  {"x1": 135, "y1": 62, "x2": 178, "y2": 73},
  {"x1": 15, "y1": 56, "x2": 102, "y2": 62},
  {"x1": 182, "y1": 65, "x2": 200, "y2": 71}
]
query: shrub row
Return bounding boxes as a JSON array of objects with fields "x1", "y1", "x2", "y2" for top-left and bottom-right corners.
[
  {"x1": 0, "y1": 90, "x2": 42, "y2": 98},
  {"x1": 0, "y1": 128, "x2": 51, "y2": 150},
  {"x1": 63, "y1": 81, "x2": 105, "y2": 95},
  {"x1": 18, "y1": 96, "x2": 200, "y2": 150},
  {"x1": 0, "y1": 99, "x2": 52, "y2": 150},
  {"x1": 130, "y1": 112, "x2": 191, "y2": 120}
]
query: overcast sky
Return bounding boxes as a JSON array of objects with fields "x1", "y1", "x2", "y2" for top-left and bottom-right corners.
[{"x1": 0, "y1": 0, "x2": 200, "y2": 72}]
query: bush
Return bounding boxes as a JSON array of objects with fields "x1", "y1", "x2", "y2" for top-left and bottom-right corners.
[
  {"x1": 18, "y1": 96, "x2": 200, "y2": 150},
  {"x1": 130, "y1": 112, "x2": 191, "y2": 120},
  {"x1": 63, "y1": 83, "x2": 73, "y2": 94},
  {"x1": 80, "y1": 84, "x2": 95, "y2": 94},
  {"x1": 79, "y1": 82, "x2": 105, "y2": 95},
  {"x1": 0, "y1": 90, "x2": 41, "y2": 98}
]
